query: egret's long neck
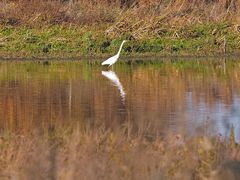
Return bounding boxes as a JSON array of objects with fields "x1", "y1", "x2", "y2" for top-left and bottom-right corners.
[{"x1": 117, "y1": 41, "x2": 126, "y2": 57}]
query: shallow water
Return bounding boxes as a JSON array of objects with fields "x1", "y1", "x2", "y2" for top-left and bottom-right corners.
[{"x1": 0, "y1": 59, "x2": 240, "y2": 139}]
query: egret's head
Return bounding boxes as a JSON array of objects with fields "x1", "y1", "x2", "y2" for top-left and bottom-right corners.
[{"x1": 123, "y1": 40, "x2": 127, "y2": 43}]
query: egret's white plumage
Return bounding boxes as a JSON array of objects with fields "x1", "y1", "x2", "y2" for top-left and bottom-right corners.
[{"x1": 101, "y1": 40, "x2": 127, "y2": 67}]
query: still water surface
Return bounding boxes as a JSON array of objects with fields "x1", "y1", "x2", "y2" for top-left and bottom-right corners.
[{"x1": 0, "y1": 59, "x2": 240, "y2": 139}]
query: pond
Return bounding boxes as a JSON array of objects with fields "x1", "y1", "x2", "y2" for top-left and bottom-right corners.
[{"x1": 0, "y1": 58, "x2": 239, "y2": 140}]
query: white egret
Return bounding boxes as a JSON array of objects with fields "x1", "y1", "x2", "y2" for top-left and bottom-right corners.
[
  {"x1": 101, "y1": 40, "x2": 127, "y2": 67},
  {"x1": 102, "y1": 70, "x2": 126, "y2": 103}
]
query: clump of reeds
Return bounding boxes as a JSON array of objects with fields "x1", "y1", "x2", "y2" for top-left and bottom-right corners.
[
  {"x1": 106, "y1": 0, "x2": 240, "y2": 38},
  {"x1": 0, "y1": 125, "x2": 239, "y2": 179}
]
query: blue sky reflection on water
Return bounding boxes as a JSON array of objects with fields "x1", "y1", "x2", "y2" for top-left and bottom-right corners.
[{"x1": 185, "y1": 91, "x2": 240, "y2": 141}]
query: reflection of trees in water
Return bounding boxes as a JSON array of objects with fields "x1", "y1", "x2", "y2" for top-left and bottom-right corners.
[{"x1": 0, "y1": 62, "x2": 239, "y2": 134}]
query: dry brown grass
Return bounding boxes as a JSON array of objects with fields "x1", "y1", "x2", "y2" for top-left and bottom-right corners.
[
  {"x1": 0, "y1": 0, "x2": 240, "y2": 39},
  {"x1": 0, "y1": 125, "x2": 239, "y2": 179},
  {"x1": 0, "y1": 0, "x2": 120, "y2": 26},
  {"x1": 106, "y1": 0, "x2": 240, "y2": 38},
  {"x1": 0, "y1": 0, "x2": 239, "y2": 27}
]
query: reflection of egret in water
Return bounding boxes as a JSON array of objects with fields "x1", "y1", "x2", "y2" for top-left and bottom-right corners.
[
  {"x1": 102, "y1": 70, "x2": 130, "y2": 136},
  {"x1": 102, "y1": 70, "x2": 126, "y2": 103}
]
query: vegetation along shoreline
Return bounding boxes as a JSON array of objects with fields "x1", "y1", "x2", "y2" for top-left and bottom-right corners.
[
  {"x1": 0, "y1": 0, "x2": 240, "y2": 59},
  {"x1": 0, "y1": 23, "x2": 240, "y2": 59}
]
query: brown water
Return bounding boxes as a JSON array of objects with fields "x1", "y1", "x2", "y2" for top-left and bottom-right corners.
[{"x1": 0, "y1": 59, "x2": 240, "y2": 139}]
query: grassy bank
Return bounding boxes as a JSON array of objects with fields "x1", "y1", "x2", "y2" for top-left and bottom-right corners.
[
  {"x1": 0, "y1": 0, "x2": 240, "y2": 58},
  {"x1": 0, "y1": 126, "x2": 239, "y2": 179},
  {"x1": 0, "y1": 23, "x2": 240, "y2": 58}
]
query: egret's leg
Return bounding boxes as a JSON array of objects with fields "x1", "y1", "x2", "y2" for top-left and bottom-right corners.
[{"x1": 109, "y1": 64, "x2": 113, "y2": 70}]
